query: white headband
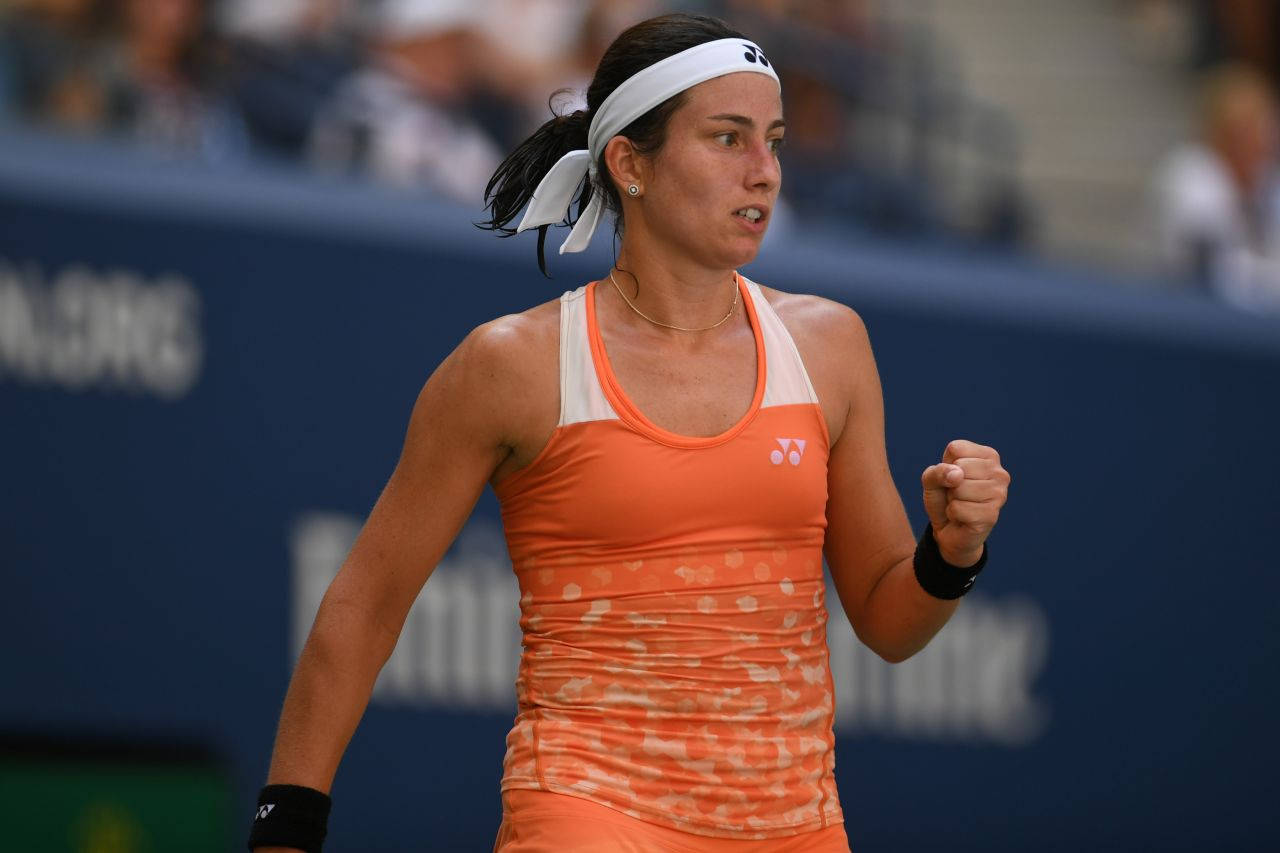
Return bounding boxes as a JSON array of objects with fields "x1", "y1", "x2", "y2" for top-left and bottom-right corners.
[{"x1": 515, "y1": 37, "x2": 781, "y2": 254}]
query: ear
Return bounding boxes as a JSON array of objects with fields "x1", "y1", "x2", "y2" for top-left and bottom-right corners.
[{"x1": 602, "y1": 136, "x2": 649, "y2": 196}]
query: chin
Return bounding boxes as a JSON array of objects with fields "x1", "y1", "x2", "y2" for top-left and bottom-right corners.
[
  {"x1": 674, "y1": 228, "x2": 766, "y2": 271},
  {"x1": 723, "y1": 239, "x2": 765, "y2": 270}
]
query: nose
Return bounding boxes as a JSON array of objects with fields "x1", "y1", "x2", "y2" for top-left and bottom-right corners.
[{"x1": 746, "y1": 137, "x2": 781, "y2": 194}]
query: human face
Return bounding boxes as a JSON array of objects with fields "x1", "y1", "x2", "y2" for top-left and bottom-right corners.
[
  {"x1": 126, "y1": 0, "x2": 202, "y2": 56},
  {"x1": 632, "y1": 72, "x2": 784, "y2": 271}
]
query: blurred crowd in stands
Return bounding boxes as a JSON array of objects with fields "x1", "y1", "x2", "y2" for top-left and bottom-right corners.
[
  {"x1": 1151, "y1": 0, "x2": 1280, "y2": 312},
  {"x1": 0, "y1": 0, "x2": 1024, "y2": 248},
  {"x1": 3, "y1": 0, "x2": 1280, "y2": 313}
]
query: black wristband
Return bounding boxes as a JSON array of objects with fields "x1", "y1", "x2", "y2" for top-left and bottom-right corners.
[
  {"x1": 247, "y1": 784, "x2": 331, "y2": 853},
  {"x1": 912, "y1": 523, "x2": 987, "y2": 600}
]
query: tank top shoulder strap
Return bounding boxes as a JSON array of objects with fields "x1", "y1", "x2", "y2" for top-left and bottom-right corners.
[
  {"x1": 742, "y1": 277, "x2": 821, "y2": 409},
  {"x1": 558, "y1": 284, "x2": 619, "y2": 427}
]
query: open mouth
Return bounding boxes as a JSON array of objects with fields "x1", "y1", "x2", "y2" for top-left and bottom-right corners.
[{"x1": 734, "y1": 207, "x2": 765, "y2": 223}]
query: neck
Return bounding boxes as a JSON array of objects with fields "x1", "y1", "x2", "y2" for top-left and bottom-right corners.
[{"x1": 609, "y1": 243, "x2": 739, "y2": 336}]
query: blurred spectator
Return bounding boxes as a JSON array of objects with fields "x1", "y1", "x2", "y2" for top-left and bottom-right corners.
[
  {"x1": 218, "y1": 0, "x2": 361, "y2": 160},
  {"x1": 1191, "y1": 0, "x2": 1280, "y2": 85},
  {"x1": 92, "y1": 0, "x2": 247, "y2": 160},
  {"x1": 473, "y1": 0, "x2": 664, "y2": 127},
  {"x1": 0, "y1": 0, "x2": 108, "y2": 129},
  {"x1": 479, "y1": 0, "x2": 592, "y2": 103},
  {"x1": 1154, "y1": 64, "x2": 1280, "y2": 312},
  {"x1": 307, "y1": 0, "x2": 503, "y2": 202}
]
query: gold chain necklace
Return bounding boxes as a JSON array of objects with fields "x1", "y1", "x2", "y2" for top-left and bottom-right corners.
[{"x1": 608, "y1": 269, "x2": 739, "y2": 332}]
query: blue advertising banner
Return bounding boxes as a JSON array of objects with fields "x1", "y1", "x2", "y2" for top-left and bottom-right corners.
[{"x1": 2, "y1": 129, "x2": 1277, "y2": 851}]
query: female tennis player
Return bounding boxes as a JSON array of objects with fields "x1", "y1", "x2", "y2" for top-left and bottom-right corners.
[{"x1": 249, "y1": 13, "x2": 1010, "y2": 853}]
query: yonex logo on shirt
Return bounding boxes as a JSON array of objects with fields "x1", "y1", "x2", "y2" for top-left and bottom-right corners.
[{"x1": 770, "y1": 438, "x2": 807, "y2": 466}]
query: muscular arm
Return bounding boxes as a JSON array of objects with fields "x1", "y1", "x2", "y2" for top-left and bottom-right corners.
[
  {"x1": 255, "y1": 314, "x2": 548, "y2": 850},
  {"x1": 786, "y1": 298, "x2": 961, "y2": 663}
]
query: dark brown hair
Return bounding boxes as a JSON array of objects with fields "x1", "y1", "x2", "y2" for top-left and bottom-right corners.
[{"x1": 478, "y1": 13, "x2": 748, "y2": 275}]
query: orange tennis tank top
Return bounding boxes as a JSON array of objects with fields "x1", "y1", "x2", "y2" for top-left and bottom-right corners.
[{"x1": 494, "y1": 275, "x2": 843, "y2": 840}]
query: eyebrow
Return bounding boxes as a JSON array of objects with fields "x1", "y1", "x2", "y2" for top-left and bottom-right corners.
[{"x1": 706, "y1": 114, "x2": 786, "y2": 131}]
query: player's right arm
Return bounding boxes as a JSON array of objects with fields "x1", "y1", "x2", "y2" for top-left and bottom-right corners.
[{"x1": 254, "y1": 309, "x2": 554, "y2": 851}]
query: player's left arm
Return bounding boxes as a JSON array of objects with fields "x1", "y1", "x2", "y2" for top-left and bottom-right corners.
[{"x1": 815, "y1": 304, "x2": 1010, "y2": 663}]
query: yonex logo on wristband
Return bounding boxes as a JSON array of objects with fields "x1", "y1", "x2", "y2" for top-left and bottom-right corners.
[{"x1": 248, "y1": 785, "x2": 330, "y2": 850}]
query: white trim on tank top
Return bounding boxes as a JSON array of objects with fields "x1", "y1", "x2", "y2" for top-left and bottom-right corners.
[{"x1": 558, "y1": 277, "x2": 819, "y2": 428}]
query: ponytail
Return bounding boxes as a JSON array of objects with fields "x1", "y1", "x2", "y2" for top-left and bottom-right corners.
[{"x1": 479, "y1": 99, "x2": 593, "y2": 276}]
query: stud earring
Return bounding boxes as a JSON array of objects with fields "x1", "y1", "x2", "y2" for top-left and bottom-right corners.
[{"x1": 627, "y1": 184, "x2": 640, "y2": 196}]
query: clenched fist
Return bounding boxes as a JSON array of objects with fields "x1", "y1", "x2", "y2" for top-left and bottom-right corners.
[{"x1": 921, "y1": 439, "x2": 1010, "y2": 567}]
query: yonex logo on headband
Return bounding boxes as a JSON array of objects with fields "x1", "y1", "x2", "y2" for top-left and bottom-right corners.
[{"x1": 742, "y1": 44, "x2": 769, "y2": 67}]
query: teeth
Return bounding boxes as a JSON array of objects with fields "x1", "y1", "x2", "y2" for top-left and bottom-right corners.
[{"x1": 736, "y1": 208, "x2": 763, "y2": 221}]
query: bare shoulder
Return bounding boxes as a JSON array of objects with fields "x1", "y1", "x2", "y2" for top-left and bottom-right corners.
[
  {"x1": 453, "y1": 295, "x2": 559, "y2": 416},
  {"x1": 446, "y1": 295, "x2": 561, "y2": 479},
  {"x1": 460, "y1": 296, "x2": 560, "y2": 380},
  {"x1": 756, "y1": 284, "x2": 868, "y2": 349}
]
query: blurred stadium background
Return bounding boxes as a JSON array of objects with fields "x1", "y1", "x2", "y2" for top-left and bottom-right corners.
[{"x1": 1, "y1": 0, "x2": 1277, "y2": 851}]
